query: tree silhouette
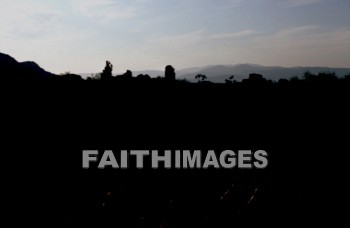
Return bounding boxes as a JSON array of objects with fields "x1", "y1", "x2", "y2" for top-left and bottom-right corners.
[
  {"x1": 303, "y1": 71, "x2": 338, "y2": 82},
  {"x1": 101, "y1": 61, "x2": 113, "y2": 80},
  {"x1": 195, "y1": 74, "x2": 207, "y2": 83},
  {"x1": 317, "y1": 72, "x2": 337, "y2": 81},
  {"x1": 303, "y1": 71, "x2": 316, "y2": 81}
]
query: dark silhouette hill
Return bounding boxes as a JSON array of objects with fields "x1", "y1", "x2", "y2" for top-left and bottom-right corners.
[
  {"x1": 0, "y1": 52, "x2": 56, "y2": 79},
  {"x1": 0, "y1": 52, "x2": 18, "y2": 66},
  {"x1": 20, "y1": 61, "x2": 56, "y2": 78}
]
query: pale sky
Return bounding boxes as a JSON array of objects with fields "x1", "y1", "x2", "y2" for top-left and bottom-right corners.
[{"x1": 1, "y1": 0, "x2": 349, "y2": 74}]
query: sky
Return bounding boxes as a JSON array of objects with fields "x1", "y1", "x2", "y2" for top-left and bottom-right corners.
[{"x1": 0, "y1": 0, "x2": 349, "y2": 74}]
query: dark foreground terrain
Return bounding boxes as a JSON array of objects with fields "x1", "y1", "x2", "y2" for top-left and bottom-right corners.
[{"x1": 1, "y1": 77, "x2": 349, "y2": 227}]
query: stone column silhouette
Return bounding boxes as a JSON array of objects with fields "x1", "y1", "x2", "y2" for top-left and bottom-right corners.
[{"x1": 165, "y1": 65, "x2": 176, "y2": 81}]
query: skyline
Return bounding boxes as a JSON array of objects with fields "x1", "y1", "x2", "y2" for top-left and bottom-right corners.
[{"x1": 1, "y1": 0, "x2": 349, "y2": 74}]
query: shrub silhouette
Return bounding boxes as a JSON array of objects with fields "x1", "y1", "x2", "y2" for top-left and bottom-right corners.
[
  {"x1": 242, "y1": 73, "x2": 268, "y2": 85},
  {"x1": 344, "y1": 73, "x2": 350, "y2": 81},
  {"x1": 225, "y1": 75, "x2": 235, "y2": 84},
  {"x1": 290, "y1": 76, "x2": 300, "y2": 82},
  {"x1": 195, "y1": 74, "x2": 207, "y2": 83},
  {"x1": 58, "y1": 72, "x2": 83, "y2": 80},
  {"x1": 123, "y1": 70, "x2": 133, "y2": 78},
  {"x1": 136, "y1": 74, "x2": 151, "y2": 81}
]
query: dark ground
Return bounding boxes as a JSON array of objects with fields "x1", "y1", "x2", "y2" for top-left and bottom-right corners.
[{"x1": 1, "y1": 80, "x2": 349, "y2": 227}]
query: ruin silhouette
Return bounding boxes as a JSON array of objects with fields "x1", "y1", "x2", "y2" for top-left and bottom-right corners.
[{"x1": 165, "y1": 65, "x2": 176, "y2": 81}]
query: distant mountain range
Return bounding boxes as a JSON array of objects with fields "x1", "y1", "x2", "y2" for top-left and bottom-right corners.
[
  {"x1": 1, "y1": 52, "x2": 349, "y2": 81},
  {"x1": 130, "y1": 64, "x2": 350, "y2": 82}
]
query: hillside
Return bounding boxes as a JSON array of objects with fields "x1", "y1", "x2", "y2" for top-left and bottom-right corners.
[{"x1": 0, "y1": 52, "x2": 56, "y2": 79}]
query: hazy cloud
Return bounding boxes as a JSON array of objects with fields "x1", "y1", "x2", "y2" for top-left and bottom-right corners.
[
  {"x1": 147, "y1": 30, "x2": 205, "y2": 49},
  {"x1": 210, "y1": 30, "x2": 258, "y2": 40},
  {"x1": 0, "y1": 0, "x2": 349, "y2": 73},
  {"x1": 252, "y1": 26, "x2": 350, "y2": 67},
  {"x1": 0, "y1": 0, "x2": 64, "y2": 39},
  {"x1": 71, "y1": 0, "x2": 137, "y2": 22},
  {"x1": 283, "y1": 0, "x2": 322, "y2": 8}
]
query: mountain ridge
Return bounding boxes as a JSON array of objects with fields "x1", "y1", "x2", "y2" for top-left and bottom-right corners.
[
  {"x1": 178, "y1": 64, "x2": 350, "y2": 82},
  {"x1": 0, "y1": 52, "x2": 56, "y2": 79}
]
